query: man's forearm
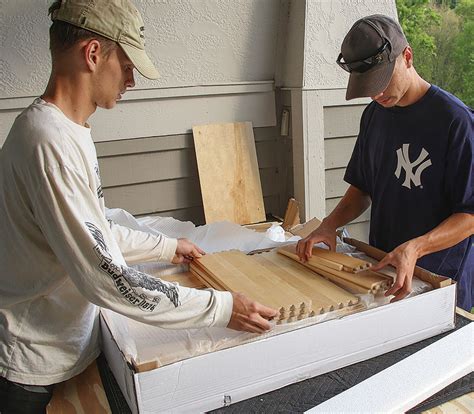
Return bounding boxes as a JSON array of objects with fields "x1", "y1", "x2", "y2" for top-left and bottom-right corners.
[
  {"x1": 323, "y1": 185, "x2": 371, "y2": 229},
  {"x1": 411, "y1": 212, "x2": 474, "y2": 258}
]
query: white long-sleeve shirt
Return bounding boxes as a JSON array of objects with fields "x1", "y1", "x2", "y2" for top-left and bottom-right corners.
[{"x1": 0, "y1": 99, "x2": 233, "y2": 385}]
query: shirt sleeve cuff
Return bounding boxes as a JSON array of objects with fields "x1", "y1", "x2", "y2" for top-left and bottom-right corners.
[
  {"x1": 158, "y1": 237, "x2": 178, "y2": 262},
  {"x1": 211, "y1": 290, "x2": 233, "y2": 327}
]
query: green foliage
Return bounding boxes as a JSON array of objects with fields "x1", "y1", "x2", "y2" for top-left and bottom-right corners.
[
  {"x1": 396, "y1": 0, "x2": 440, "y2": 79},
  {"x1": 396, "y1": 0, "x2": 473, "y2": 107}
]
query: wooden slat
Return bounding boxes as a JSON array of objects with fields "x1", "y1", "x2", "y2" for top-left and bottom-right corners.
[
  {"x1": 160, "y1": 271, "x2": 205, "y2": 289},
  {"x1": 191, "y1": 250, "x2": 362, "y2": 322},
  {"x1": 193, "y1": 122, "x2": 266, "y2": 225},
  {"x1": 278, "y1": 245, "x2": 390, "y2": 293},
  {"x1": 252, "y1": 252, "x2": 359, "y2": 313},
  {"x1": 343, "y1": 238, "x2": 453, "y2": 289},
  {"x1": 306, "y1": 246, "x2": 372, "y2": 272},
  {"x1": 282, "y1": 198, "x2": 300, "y2": 230},
  {"x1": 191, "y1": 251, "x2": 311, "y2": 313}
]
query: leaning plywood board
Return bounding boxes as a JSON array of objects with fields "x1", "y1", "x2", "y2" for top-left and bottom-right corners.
[{"x1": 193, "y1": 122, "x2": 265, "y2": 225}]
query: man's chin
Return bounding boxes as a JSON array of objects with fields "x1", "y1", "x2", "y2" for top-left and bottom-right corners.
[
  {"x1": 98, "y1": 101, "x2": 118, "y2": 110},
  {"x1": 376, "y1": 98, "x2": 396, "y2": 108}
]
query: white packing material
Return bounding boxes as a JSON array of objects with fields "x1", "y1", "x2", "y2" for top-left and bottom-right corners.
[
  {"x1": 105, "y1": 207, "x2": 300, "y2": 276},
  {"x1": 265, "y1": 224, "x2": 286, "y2": 242},
  {"x1": 101, "y1": 301, "x2": 365, "y2": 368},
  {"x1": 308, "y1": 323, "x2": 474, "y2": 413}
]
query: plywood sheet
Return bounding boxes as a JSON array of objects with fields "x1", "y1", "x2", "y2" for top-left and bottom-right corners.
[
  {"x1": 47, "y1": 361, "x2": 110, "y2": 414},
  {"x1": 193, "y1": 122, "x2": 266, "y2": 225}
]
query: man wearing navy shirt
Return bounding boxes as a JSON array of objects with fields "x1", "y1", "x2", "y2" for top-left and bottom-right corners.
[{"x1": 297, "y1": 15, "x2": 473, "y2": 310}]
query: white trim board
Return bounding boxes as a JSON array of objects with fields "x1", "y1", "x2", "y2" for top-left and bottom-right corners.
[{"x1": 308, "y1": 322, "x2": 474, "y2": 413}]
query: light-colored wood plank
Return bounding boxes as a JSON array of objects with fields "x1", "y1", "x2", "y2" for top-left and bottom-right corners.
[
  {"x1": 160, "y1": 271, "x2": 205, "y2": 289},
  {"x1": 290, "y1": 217, "x2": 322, "y2": 239},
  {"x1": 310, "y1": 246, "x2": 372, "y2": 272},
  {"x1": 191, "y1": 250, "x2": 313, "y2": 320},
  {"x1": 278, "y1": 245, "x2": 389, "y2": 293},
  {"x1": 309, "y1": 267, "x2": 372, "y2": 295},
  {"x1": 193, "y1": 122, "x2": 266, "y2": 225},
  {"x1": 252, "y1": 252, "x2": 359, "y2": 313},
  {"x1": 279, "y1": 244, "x2": 371, "y2": 273},
  {"x1": 423, "y1": 392, "x2": 474, "y2": 414},
  {"x1": 47, "y1": 361, "x2": 110, "y2": 414},
  {"x1": 456, "y1": 307, "x2": 474, "y2": 321},
  {"x1": 282, "y1": 198, "x2": 300, "y2": 230}
]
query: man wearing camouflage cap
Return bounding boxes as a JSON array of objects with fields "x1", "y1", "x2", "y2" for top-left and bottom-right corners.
[
  {"x1": 0, "y1": 1, "x2": 277, "y2": 411},
  {"x1": 298, "y1": 15, "x2": 473, "y2": 311}
]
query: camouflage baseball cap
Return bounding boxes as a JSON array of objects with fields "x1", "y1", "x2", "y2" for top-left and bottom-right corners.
[{"x1": 50, "y1": 0, "x2": 159, "y2": 79}]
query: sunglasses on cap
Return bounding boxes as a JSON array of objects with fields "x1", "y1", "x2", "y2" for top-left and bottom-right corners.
[{"x1": 337, "y1": 40, "x2": 391, "y2": 73}]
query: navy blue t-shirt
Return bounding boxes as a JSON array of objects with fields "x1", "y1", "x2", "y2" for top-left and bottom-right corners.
[{"x1": 344, "y1": 85, "x2": 473, "y2": 310}]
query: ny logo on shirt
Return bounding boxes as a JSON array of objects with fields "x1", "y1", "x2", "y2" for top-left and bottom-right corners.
[{"x1": 394, "y1": 143, "x2": 432, "y2": 189}]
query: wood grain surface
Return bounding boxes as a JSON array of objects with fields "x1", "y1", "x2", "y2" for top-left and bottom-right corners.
[
  {"x1": 192, "y1": 122, "x2": 266, "y2": 225},
  {"x1": 47, "y1": 361, "x2": 110, "y2": 414}
]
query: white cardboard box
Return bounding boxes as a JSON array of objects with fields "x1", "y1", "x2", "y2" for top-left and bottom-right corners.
[{"x1": 100, "y1": 281, "x2": 456, "y2": 413}]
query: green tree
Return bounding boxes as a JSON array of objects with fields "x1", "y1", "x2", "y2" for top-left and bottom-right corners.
[
  {"x1": 451, "y1": 0, "x2": 474, "y2": 106},
  {"x1": 397, "y1": 0, "x2": 473, "y2": 107},
  {"x1": 428, "y1": 4, "x2": 461, "y2": 92},
  {"x1": 396, "y1": 0, "x2": 441, "y2": 80}
]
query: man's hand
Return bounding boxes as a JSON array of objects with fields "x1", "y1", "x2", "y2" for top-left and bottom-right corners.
[
  {"x1": 296, "y1": 222, "x2": 337, "y2": 262},
  {"x1": 371, "y1": 240, "x2": 420, "y2": 302},
  {"x1": 227, "y1": 292, "x2": 278, "y2": 333},
  {"x1": 171, "y1": 238, "x2": 205, "y2": 264}
]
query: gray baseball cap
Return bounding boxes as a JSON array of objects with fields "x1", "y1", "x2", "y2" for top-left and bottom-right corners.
[
  {"x1": 337, "y1": 14, "x2": 408, "y2": 100},
  {"x1": 50, "y1": 0, "x2": 159, "y2": 79}
]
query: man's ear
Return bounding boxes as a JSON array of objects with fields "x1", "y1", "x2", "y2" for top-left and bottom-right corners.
[
  {"x1": 403, "y1": 46, "x2": 414, "y2": 68},
  {"x1": 84, "y1": 39, "x2": 101, "y2": 72}
]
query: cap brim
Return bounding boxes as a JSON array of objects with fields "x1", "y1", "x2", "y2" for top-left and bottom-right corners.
[
  {"x1": 345, "y1": 59, "x2": 396, "y2": 100},
  {"x1": 120, "y1": 43, "x2": 160, "y2": 80}
]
